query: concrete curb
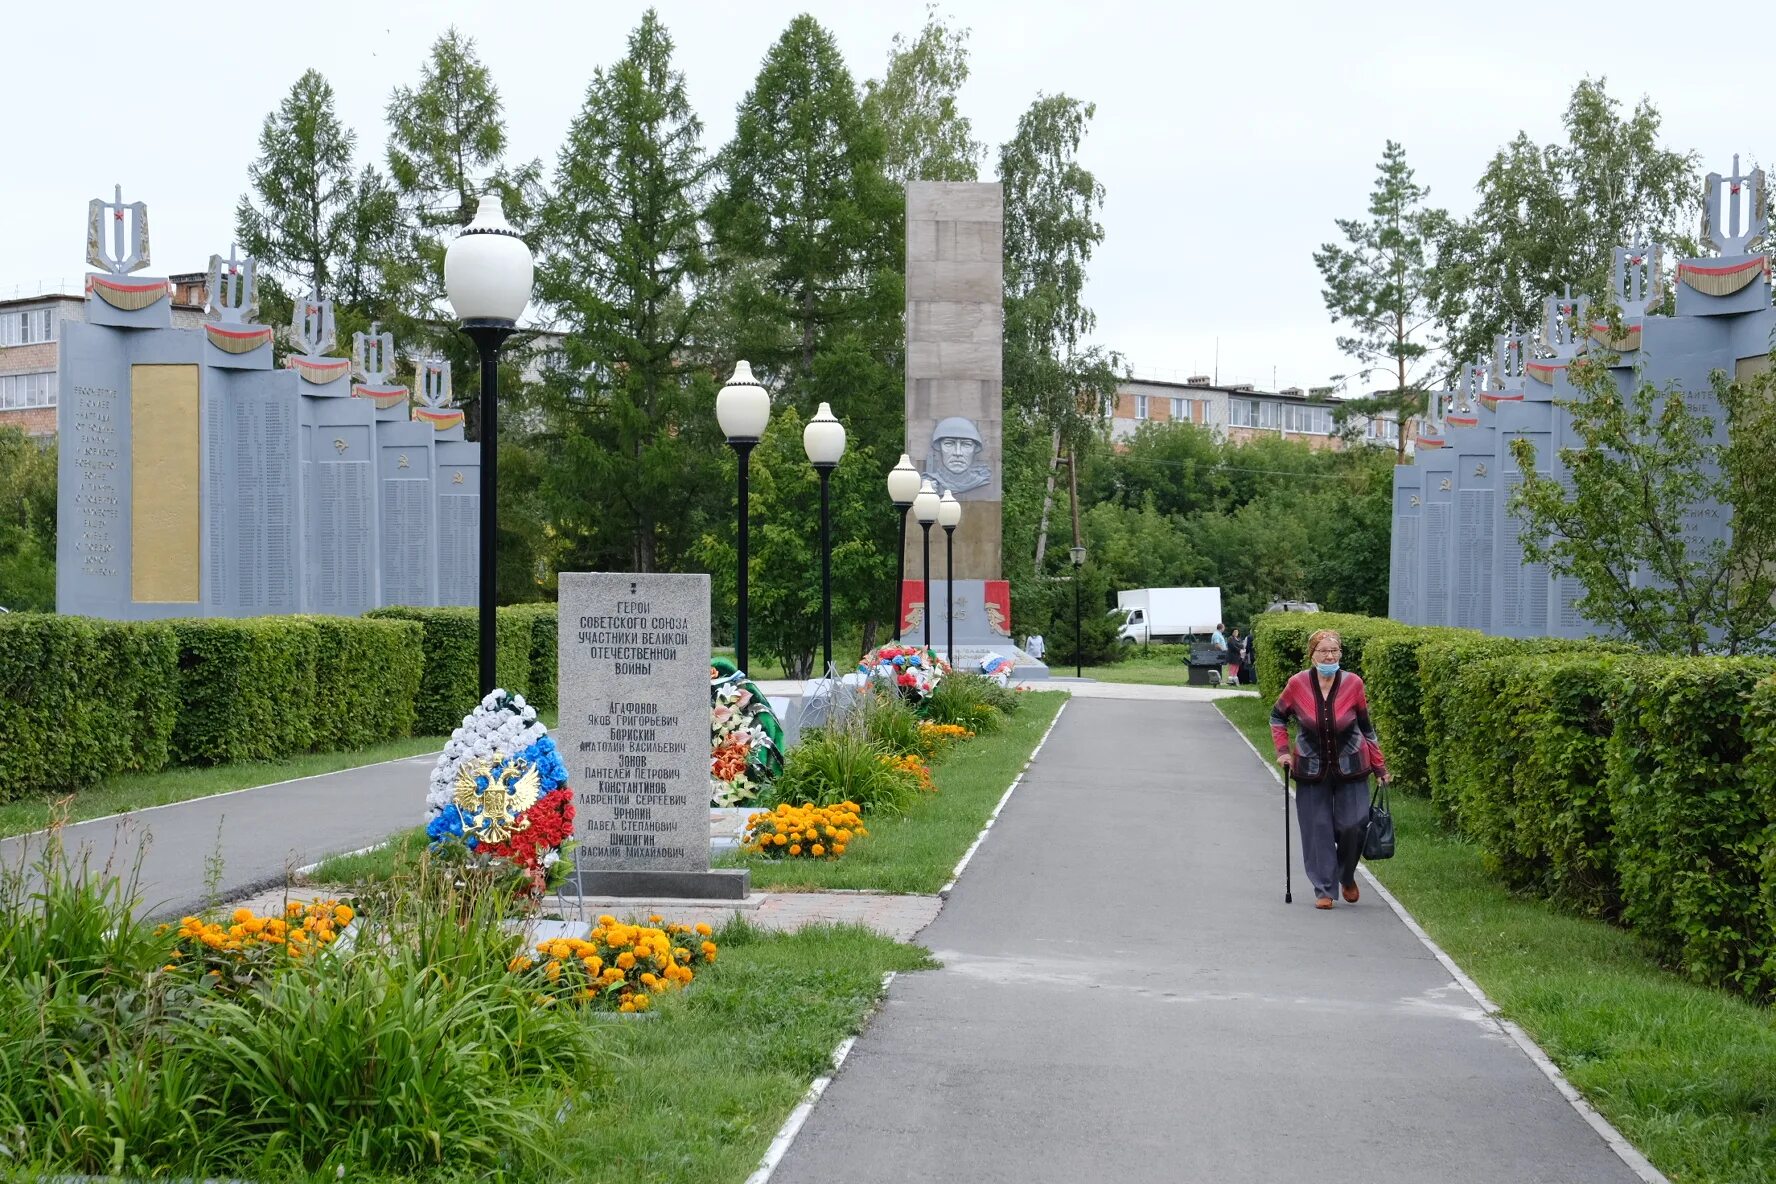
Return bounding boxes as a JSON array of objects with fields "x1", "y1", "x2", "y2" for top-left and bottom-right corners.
[
  {"x1": 1214, "y1": 707, "x2": 1670, "y2": 1184},
  {"x1": 743, "y1": 971, "x2": 896, "y2": 1184}
]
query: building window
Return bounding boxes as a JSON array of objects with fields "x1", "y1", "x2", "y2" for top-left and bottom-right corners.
[
  {"x1": 1170, "y1": 397, "x2": 1186, "y2": 421},
  {"x1": 1134, "y1": 394, "x2": 1149, "y2": 420},
  {"x1": 0, "y1": 371, "x2": 56, "y2": 410},
  {"x1": 0, "y1": 307, "x2": 57, "y2": 348}
]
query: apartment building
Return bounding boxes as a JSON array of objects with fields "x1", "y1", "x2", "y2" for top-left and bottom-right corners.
[
  {"x1": 0, "y1": 279, "x2": 208, "y2": 439},
  {"x1": 1110, "y1": 373, "x2": 1412, "y2": 456}
]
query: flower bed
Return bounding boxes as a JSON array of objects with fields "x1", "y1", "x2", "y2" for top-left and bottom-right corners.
[
  {"x1": 424, "y1": 690, "x2": 575, "y2": 896},
  {"x1": 711, "y1": 658, "x2": 784, "y2": 806},
  {"x1": 163, "y1": 899, "x2": 352, "y2": 989},
  {"x1": 882, "y1": 751, "x2": 934, "y2": 791},
  {"x1": 511, "y1": 915, "x2": 718, "y2": 1013},
  {"x1": 743, "y1": 802, "x2": 866, "y2": 858},
  {"x1": 859, "y1": 644, "x2": 950, "y2": 701}
]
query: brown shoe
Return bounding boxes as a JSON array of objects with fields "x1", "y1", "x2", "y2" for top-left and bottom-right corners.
[
  {"x1": 1342, "y1": 883, "x2": 1360, "y2": 904},
  {"x1": 1314, "y1": 897, "x2": 1334, "y2": 910}
]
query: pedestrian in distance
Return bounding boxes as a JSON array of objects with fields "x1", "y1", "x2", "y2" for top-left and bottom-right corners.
[
  {"x1": 1269, "y1": 629, "x2": 1389, "y2": 909},
  {"x1": 1225, "y1": 626, "x2": 1244, "y2": 685},
  {"x1": 1240, "y1": 631, "x2": 1256, "y2": 685}
]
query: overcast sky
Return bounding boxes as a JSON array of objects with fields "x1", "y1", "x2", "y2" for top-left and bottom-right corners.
[{"x1": 4, "y1": 0, "x2": 1757, "y2": 392}]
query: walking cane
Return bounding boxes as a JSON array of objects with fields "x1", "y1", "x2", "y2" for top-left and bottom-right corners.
[{"x1": 1283, "y1": 763, "x2": 1293, "y2": 904}]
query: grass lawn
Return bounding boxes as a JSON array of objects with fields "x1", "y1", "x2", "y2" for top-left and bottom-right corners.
[
  {"x1": 523, "y1": 919, "x2": 933, "y2": 1184},
  {"x1": 717, "y1": 691, "x2": 1066, "y2": 895},
  {"x1": 308, "y1": 693, "x2": 1069, "y2": 898},
  {"x1": 1217, "y1": 695, "x2": 1776, "y2": 1184},
  {"x1": 1078, "y1": 644, "x2": 1259, "y2": 689}
]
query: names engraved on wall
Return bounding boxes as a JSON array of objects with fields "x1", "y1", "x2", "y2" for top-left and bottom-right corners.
[
  {"x1": 560, "y1": 575, "x2": 710, "y2": 873},
  {"x1": 71, "y1": 386, "x2": 122, "y2": 579}
]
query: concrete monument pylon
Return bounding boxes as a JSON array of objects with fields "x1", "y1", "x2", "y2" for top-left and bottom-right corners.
[{"x1": 902, "y1": 181, "x2": 1047, "y2": 677}]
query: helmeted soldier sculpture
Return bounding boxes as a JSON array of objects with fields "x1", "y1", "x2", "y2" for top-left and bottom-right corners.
[{"x1": 923, "y1": 416, "x2": 992, "y2": 495}]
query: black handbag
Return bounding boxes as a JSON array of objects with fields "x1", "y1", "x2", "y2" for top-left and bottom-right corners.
[{"x1": 1363, "y1": 778, "x2": 1396, "y2": 861}]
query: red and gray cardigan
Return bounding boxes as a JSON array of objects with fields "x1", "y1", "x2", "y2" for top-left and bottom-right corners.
[{"x1": 1269, "y1": 669, "x2": 1387, "y2": 784}]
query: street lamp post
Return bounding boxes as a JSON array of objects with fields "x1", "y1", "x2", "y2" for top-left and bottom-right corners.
[
  {"x1": 1069, "y1": 544, "x2": 1087, "y2": 679},
  {"x1": 886, "y1": 455, "x2": 921, "y2": 640},
  {"x1": 913, "y1": 479, "x2": 940, "y2": 650},
  {"x1": 443, "y1": 193, "x2": 534, "y2": 698},
  {"x1": 938, "y1": 491, "x2": 961, "y2": 667},
  {"x1": 717, "y1": 362, "x2": 771, "y2": 673},
  {"x1": 803, "y1": 402, "x2": 847, "y2": 677}
]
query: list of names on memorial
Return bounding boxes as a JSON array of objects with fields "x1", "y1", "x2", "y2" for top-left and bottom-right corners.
[{"x1": 560, "y1": 572, "x2": 710, "y2": 872}]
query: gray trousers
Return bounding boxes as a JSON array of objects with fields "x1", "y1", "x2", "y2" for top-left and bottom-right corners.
[{"x1": 1296, "y1": 778, "x2": 1369, "y2": 899}]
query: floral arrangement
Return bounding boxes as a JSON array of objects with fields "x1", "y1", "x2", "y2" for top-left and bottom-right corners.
[
  {"x1": 509, "y1": 915, "x2": 718, "y2": 1012},
  {"x1": 710, "y1": 658, "x2": 784, "y2": 807},
  {"x1": 978, "y1": 652, "x2": 1016, "y2": 686},
  {"x1": 882, "y1": 751, "x2": 934, "y2": 791},
  {"x1": 743, "y1": 802, "x2": 865, "y2": 859},
  {"x1": 858, "y1": 644, "x2": 950, "y2": 701},
  {"x1": 424, "y1": 690, "x2": 575, "y2": 896},
  {"x1": 162, "y1": 899, "x2": 352, "y2": 988}
]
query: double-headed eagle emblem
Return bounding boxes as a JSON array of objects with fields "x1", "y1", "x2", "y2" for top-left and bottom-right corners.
[{"x1": 452, "y1": 754, "x2": 542, "y2": 844}]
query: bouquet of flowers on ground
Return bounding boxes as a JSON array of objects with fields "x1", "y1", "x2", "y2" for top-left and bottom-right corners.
[
  {"x1": 424, "y1": 690, "x2": 576, "y2": 897},
  {"x1": 858, "y1": 643, "x2": 950, "y2": 702},
  {"x1": 710, "y1": 658, "x2": 784, "y2": 807},
  {"x1": 978, "y1": 652, "x2": 1016, "y2": 687}
]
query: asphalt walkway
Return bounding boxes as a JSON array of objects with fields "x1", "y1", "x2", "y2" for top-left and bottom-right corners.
[{"x1": 770, "y1": 697, "x2": 1644, "y2": 1184}]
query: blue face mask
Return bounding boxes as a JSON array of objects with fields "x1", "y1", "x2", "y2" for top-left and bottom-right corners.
[{"x1": 1315, "y1": 662, "x2": 1340, "y2": 678}]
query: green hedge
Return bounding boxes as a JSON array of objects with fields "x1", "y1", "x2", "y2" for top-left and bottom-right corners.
[
  {"x1": 0, "y1": 615, "x2": 179, "y2": 801},
  {"x1": 170, "y1": 619, "x2": 322, "y2": 765},
  {"x1": 1361, "y1": 628, "x2": 1475, "y2": 795},
  {"x1": 1608, "y1": 657, "x2": 1776, "y2": 997},
  {"x1": 502, "y1": 604, "x2": 558, "y2": 712},
  {"x1": 1742, "y1": 674, "x2": 1776, "y2": 994},
  {"x1": 1252, "y1": 612, "x2": 1403, "y2": 701},
  {"x1": 307, "y1": 616, "x2": 425, "y2": 751},
  {"x1": 367, "y1": 606, "x2": 533, "y2": 735}
]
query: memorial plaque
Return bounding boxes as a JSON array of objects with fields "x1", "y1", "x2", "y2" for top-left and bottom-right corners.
[
  {"x1": 1389, "y1": 465, "x2": 1423, "y2": 624},
  {"x1": 559, "y1": 572, "x2": 746, "y2": 900},
  {"x1": 435, "y1": 441, "x2": 479, "y2": 607},
  {"x1": 377, "y1": 423, "x2": 437, "y2": 607},
  {"x1": 1420, "y1": 450, "x2": 1455, "y2": 628}
]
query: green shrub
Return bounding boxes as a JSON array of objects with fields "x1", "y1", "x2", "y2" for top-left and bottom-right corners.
[
  {"x1": 1515, "y1": 654, "x2": 1624, "y2": 916},
  {"x1": 367, "y1": 606, "x2": 531, "y2": 734},
  {"x1": 1741, "y1": 674, "x2": 1776, "y2": 994},
  {"x1": 305, "y1": 616, "x2": 424, "y2": 751},
  {"x1": 503, "y1": 603, "x2": 558, "y2": 711},
  {"x1": 1608, "y1": 657, "x2": 1776, "y2": 998},
  {"x1": 1361, "y1": 628, "x2": 1472, "y2": 795},
  {"x1": 860, "y1": 690, "x2": 924, "y2": 756},
  {"x1": 0, "y1": 615, "x2": 179, "y2": 801},
  {"x1": 170, "y1": 618, "x2": 322, "y2": 765},
  {"x1": 923, "y1": 673, "x2": 1006, "y2": 735},
  {"x1": 766, "y1": 729, "x2": 922, "y2": 816},
  {"x1": 1252, "y1": 611, "x2": 1401, "y2": 701}
]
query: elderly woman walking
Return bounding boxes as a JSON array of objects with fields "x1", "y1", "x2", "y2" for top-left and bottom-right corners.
[{"x1": 1269, "y1": 629, "x2": 1389, "y2": 909}]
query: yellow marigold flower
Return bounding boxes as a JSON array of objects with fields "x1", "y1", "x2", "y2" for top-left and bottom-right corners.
[
  {"x1": 812, "y1": 844, "x2": 826, "y2": 856},
  {"x1": 616, "y1": 951, "x2": 636, "y2": 970},
  {"x1": 633, "y1": 993, "x2": 650, "y2": 1010},
  {"x1": 333, "y1": 905, "x2": 354, "y2": 926},
  {"x1": 647, "y1": 913, "x2": 663, "y2": 923},
  {"x1": 545, "y1": 961, "x2": 562, "y2": 983},
  {"x1": 833, "y1": 844, "x2": 847, "y2": 857},
  {"x1": 695, "y1": 922, "x2": 714, "y2": 937},
  {"x1": 701, "y1": 940, "x2": 717, "y2": 956},
  {"x1": 619, "y1": 1001, "x2": 636, "y2": 1013},
  {"x1": 640, "y1": 972, "x2": 658, "y2": 987},
  {"x1": 789, "y1": 844, "x2": 802, "y2": 856},
  {"x1": 231, "y1": 908, "x2": 253, "y2": 924},
  {"x1": 598, "y1": 914, "x2": 617, "y2": 926}
]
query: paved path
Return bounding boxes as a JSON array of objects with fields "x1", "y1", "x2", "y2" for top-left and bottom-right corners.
[{"x1": 771, "y1": 697, "x2": 1643, "y2": 1184}]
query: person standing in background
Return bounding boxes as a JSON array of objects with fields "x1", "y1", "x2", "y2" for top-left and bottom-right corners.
[{"x1": 1226, "y1": 627, "x2": 1244, "y2": 685}]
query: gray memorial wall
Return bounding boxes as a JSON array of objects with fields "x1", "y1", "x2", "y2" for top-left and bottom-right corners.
[
  {"x1": 56, "y1": 190, "x2": 477, "y2": 620},
  {"x1": 1389, "y1": 159, "x2": 1776, "y2": 639}
]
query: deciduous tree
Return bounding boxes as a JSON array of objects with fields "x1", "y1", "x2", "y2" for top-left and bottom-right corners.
[{"x1": 863, "y1": 5, "x2": 984, "y2": 184}]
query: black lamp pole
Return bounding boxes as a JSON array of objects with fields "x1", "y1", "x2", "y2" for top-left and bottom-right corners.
[
  {"x1": 943, "y1": 523, "x2": 956, "y2": 667},
  {"x1": 815, "y1": 462, "x2": 836, "y2": 675},
  {"x1": 892, "y1": 502, "x2": 911, "y2": 641},
  {"x1": 921, "y1": 520, "x2": 934, "y2": 650},
  {"x1": 729, "y1": 439, "x2": 757, "y2": 673},
  {"x1": 464, "y1": 320, "x2": 515, "y2": 697}
]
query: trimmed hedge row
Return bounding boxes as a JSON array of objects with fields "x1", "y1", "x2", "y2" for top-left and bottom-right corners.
[
  {"x1": 1255, "y1": 611, "x2": 1776, "y2": 1000},
  {"x1": 0, "y1": 614, "x2": 179, "y2": 801},
  {"x1": 0, "y1": 604, "x2": 560, "y2": 800}
]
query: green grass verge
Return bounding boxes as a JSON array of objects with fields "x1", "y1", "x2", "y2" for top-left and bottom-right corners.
[
  {"x1": 718, "y1": 691, "x2": 1066, "y2": 894},
  {"x1": 310, "y1": 694, "x2": 1069, "y2": 899},
  {"x1": 1078, "y1": 644, "x2": 1257, "y2": 689},
  {"x1": 524, "y1": 919, "x2": 933, "y2": 1183},
  {"x1": 1216, "y1": 695, "x2": 1776, "y2": 1184}
]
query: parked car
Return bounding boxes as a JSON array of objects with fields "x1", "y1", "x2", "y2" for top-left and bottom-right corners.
[{"x1": 1264, "y1": 599, "x2": 1320, "y2": 614}]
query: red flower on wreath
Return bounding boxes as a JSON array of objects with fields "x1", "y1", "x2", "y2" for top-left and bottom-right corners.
[{"x1": 479, "y1": 788, "x2": 575, "y2": 873}]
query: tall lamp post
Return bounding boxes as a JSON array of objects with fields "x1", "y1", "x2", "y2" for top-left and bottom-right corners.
[
  {"x1": 938, "y1": 491, "x2": 961, "y2": 667},
  {"x1": 913, "y1": 479, "x2": 940, "y2": 650},
  {"x1": 717, "y1": 361, "x2": 771, "y2": 673},
  {"x1": 803, "y1": 402, "x2": 847, "y2": 677},
  {"x1": 1069, "y1": 544, "x2": 1087, "y2": 679},
  {"x1": 886, "y1": 455, "x2": 921, "y2": 640},
  {"x1": 444, "y1": 193, "x2": 534, "y2": 698}
]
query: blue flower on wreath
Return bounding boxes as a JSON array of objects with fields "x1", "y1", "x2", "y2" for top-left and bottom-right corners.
[
  {"x1": 428, "y1": 804, "x2": 468, "y2": 844},
  {"x1": 520, "y1": 735, "x2": 569, "y2": 792}
]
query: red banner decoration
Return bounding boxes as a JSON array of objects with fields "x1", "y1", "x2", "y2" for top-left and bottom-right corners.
[
  {"x1": 286, "y1": 355, "x2": 350, "y2": 385},
  {"x1": 1677, "y1": 255, "x2": 1769, "y2": 296},
  {"x1": 1525, "y1": 361, "x2": 1568, "y2": 386},
  {"x1": 203, "y1": 323, "x2": 274, "y2": 355},
  {"x1": 413, "y1": 406, "x2": 466, "y2": 432},
  {"x1": 352, "y1": 383, "x2": 408, "y2": 410},
  {"x1": 1589, "y1": 320, "x2": 1642, "y2": 351},
  {"x1": 899, "y1": 579, "x2": 1012, "y2": 639},
  {"x1": 87, "y1": 274, "x2": 169, "y2": 311}
]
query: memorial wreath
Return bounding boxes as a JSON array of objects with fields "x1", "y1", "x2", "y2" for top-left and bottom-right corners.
[
  {"x1": 710, "y1": 658, "x2": 784, "y2": 807},
  {"x1": 425, "y1": 690, "x2": 576, "y2": 896},
  {"x1": 858, "y1": 643, "x2": 950, "y2": 702}
]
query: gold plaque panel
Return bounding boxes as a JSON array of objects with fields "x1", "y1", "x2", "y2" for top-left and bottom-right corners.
[{"x1": 130, "y1": 364, "x2": 201, "y2": 603}]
